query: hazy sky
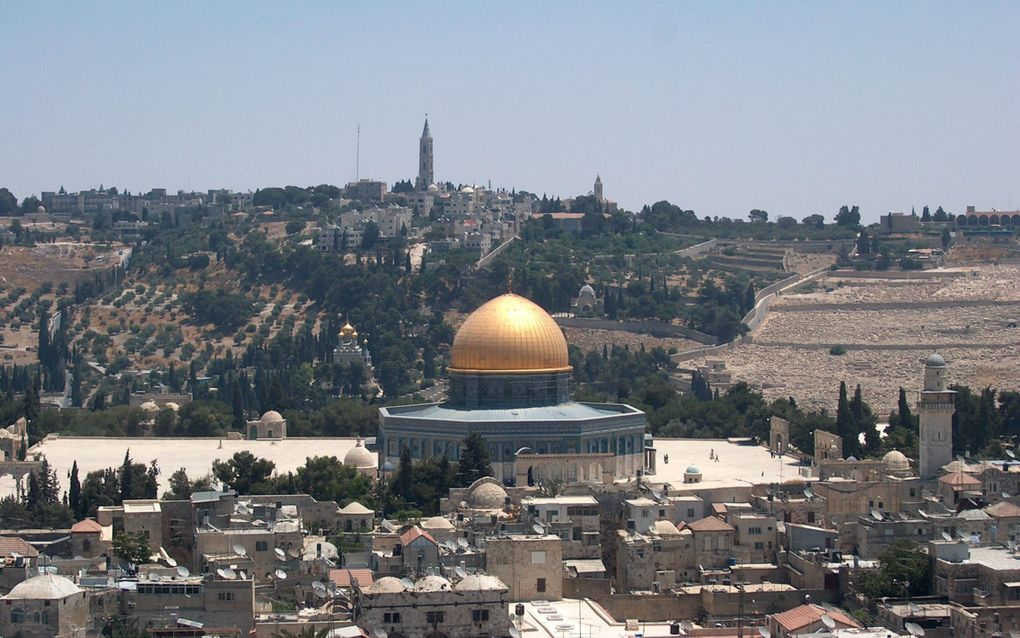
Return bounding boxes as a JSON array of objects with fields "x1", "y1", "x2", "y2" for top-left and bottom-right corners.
[{"x1": 2, "y1": 2, "x2": 1018, "y2": 222}]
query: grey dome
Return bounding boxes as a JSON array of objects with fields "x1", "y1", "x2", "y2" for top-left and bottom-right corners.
[{"x1": 926, "y1": 352, "x2": 946, "y2": 367}]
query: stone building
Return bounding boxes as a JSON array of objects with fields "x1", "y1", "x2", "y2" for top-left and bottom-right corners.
[
  {"x1": 379, "y1": 292, "x2": 649, "y2": 484},
  {"x1": 0, "y1": 574, "x2": 89, "y2": 638},
  {"x1": 571, "y1": 283, "x2": 604, "y2": 318},
  {"x1": 485, "y1": 534, "x2": 563, "y2": 601},
  {"x1": 687, "y1": 516, "x2": 736, "y2": 569},
  {"x1": 355, "y1": 572, "x2": 510, "y2": 638},
  {"x1": 246, "y1": 410, "x2": 287, "y2": 440},
  {"x1": 521, "y1": 495, "x2": 601, "y2": 558},
  {"x1": 415, "y1": 117, "x2": 434, "y2": 192},
  {"x1": 70, "y1": 518, "x2": 110, "y2": 558},
  {"x1": 919, "y1": 353, "x2": 955, "y2": 480},
  {"x1": 615, "y1": 520, "x2": 696, "y2": 591},
  {"x1": 333, "y1": 319, "x2": 373, "y2": 368},
  {"x1": 123, "y1": 571, "x2": 255, "y2": 633}
]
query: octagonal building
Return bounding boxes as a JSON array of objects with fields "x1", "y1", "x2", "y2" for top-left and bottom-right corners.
[{"x1": 378, "y1": 293, "x2": 649, "y2": 483}]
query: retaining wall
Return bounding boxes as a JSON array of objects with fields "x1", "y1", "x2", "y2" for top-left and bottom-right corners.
[{"x1": 554, "y1": 317, "x2": 718, "y2": 345}]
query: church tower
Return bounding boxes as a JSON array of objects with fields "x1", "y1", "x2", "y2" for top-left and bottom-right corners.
[
  {"x1": 416, "y1": 116, "x2": 434, "y2": 191},
  {"x1": 918, "y1": 352, "x2": 955, "y2": 480},
  {"x1": 594, "y1": 174, "x2": 604, "y2": 206}
]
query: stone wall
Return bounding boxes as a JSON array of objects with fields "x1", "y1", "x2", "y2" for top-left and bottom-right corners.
[{"x1": 554, "y1": 317, "x2": 718, "y2": 345}]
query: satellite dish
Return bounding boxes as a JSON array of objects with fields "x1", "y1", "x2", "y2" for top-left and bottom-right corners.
[
  {"x1": 457, "y1": 538, "x2": 469, "y2": 549},
  {"x1": 233, "y1": 544, "x2": 247, "y2": 556},
  {"x1": 1004, "y1": 492, "x2": 1012, "y2": 499},
  {"x1": 176, "y1": 565, "x2": 190, "y2": 578},
  {"x1": 150, "y1": 573, "x2": 161, "y2": 582},
  {"x1": 905, "y1": 623, "x2": 925, "y2": 637},
  {"x1": 759, "y1": 628, "x2": 772, "y2": 638},
  {"x1": 908, "y1": 602, "x2": 922, "y2": 614},
  {"x1": 803, "y1": 487, "x2": 813, "y2": 499},
  {"x1": 238, "y1": 571, "x2": 247, "y2": 580},
  {"x1": 313, "y1": 581, "x2": 327, "y2": 593},
  {"x1": 941, "y1": 531, "x2": 952, "y2": 541},
  {"x1": 287, "y1": 548, "x2": 301, "y2": 559},
  {"x1": 222, "y1": 568, "x2": 236, "y2": 580},
  {"x1": 164, "y1": 556, "x2": 178, "y2": 568},
  {"x1": 871, "y1": 509, "x2": 883, "y2": 521},
  {"x1": 216, "y1": 568, "x2": 229, "y2": 579},
  {"x1": 820, "y1": 614, "x2": 836, "y2": 630},
  {"x1": 275, "y1": 569, "x2": 287, "y2": 580},
  {"x1": 651, "y1": 489, "x2": 663, "y2": 501},
  {"x1": 374, "y1": 629, "x2": 388, "y2": 638},
  {"x1": 400, "y1": 577, "x2": 415, "y2": 589},
  {"x1": 509, "y1": 627, "x2": 522, "y2": 638},
  {"x1": 275, "y1": 548, "x2": 286, "y2": 560},
  {"x1": 533, "y1": 523, "x2": 545, "y2": 535},
  {"x1": 681, "y1": 621, "x2": 695, "y2": 632},
  {"x1": 1007, "y1": 449, "x2": 1016, "y2": 459},
  {"x1": 237, "y1": 503, "x2": 250, "y2": 515},
  {"x1": 455, "y1": 566, "x2": 467, "y2": 579}
]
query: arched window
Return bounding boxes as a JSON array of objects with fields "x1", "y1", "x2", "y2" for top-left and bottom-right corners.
[{"x1": 11, "y1": 608, "x2": 25, "y2": 623}]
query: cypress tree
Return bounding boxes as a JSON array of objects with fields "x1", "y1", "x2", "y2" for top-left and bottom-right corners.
[{"x1": 69, "y1": 461, "x2": 82, "y2": 519}]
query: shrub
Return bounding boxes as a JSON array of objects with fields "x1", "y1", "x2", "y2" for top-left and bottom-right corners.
[{"x1": 829, "y1": 345, "x2": 847, "y2": 356}]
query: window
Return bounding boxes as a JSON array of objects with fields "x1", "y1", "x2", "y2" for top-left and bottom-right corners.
[
  {"x1": 909, "y1": 488, "x2": 916, "y2": 498},
  {"x1": 384, "y1": 612, "x2": 401, "y2": 624},
  {"x1": 83, "y1": 539, "x2": 92, "y2": 553},
  {"x1": 807, "y1": 512, "x2": 815, "y2": 523},
  {"x1": 754, "y1": 542, "x2": 765, "y2": 550},
  {"x1": 748, "y1": 527, "x2": 762, "y2": 535},
  {"x1": 531, "y1": 551, "x2": 546, "y2": 564},
  {"x1": 11, "y1": 609, "x2": 24, "y2": 624},
  {"x1": 642, "y1": 510, "x2": 649, "y2": 518},
  {"x1": 255, "y1": 541, "x2": 268, "y2": 552},
  {"x1": 41, "y1": 611, "x2": 49, "y2": 625},
  {"x1": 217, "y1": 592, "x2": 234, "y2": 601},
  {"x1": 537, "y1": 578, "x2": 547, "y2": 593},
  {"x1": 659, "y1": 509, "x2": 666, "y2": 518},
  {"x1": 572, "y1": 528, "x2": 581, "y2": 541},
  {"x1": 426, "y1": 611, "x2": 445, "y2": 624},
  {"x1": 687, "y1": 509, "x2": 695, "y2": 518},
  {"x1": 473, "y1": 609, "x2": 491, "y2": 622}
]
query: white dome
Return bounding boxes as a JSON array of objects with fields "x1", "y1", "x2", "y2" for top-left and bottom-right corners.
[
  {"x1": 164, "y1": 402, "x2": 180, "y2": 411},
  {"x1": 366, "y1": 576, "x2": 405, "y2": 593},
  {"x1": 414, "y1": 574, "x2": 452, "y2": 592},
  {"x1": 3, "y1": 574, "x2": 82, "y2": 600},
  {"x1": 466, "y1": 478, "x2": 507, "y2": 510},
  {"x1": 455, "y1": 573, "x2": 507, "y2": 591},
  {"x1": 260, "y1": 410, "x2": 284, "y2": 424},
  {"x1": 139, "y1": 401, "x2": 159, "y2": 413},
  {"x1": 460, "y1": 186, "x2": 475, "y2": 194},
  {"x1": 343, "y1": 441, "x2": 376, "y2": 469},
  {"x1": 427, "y1": 183, "x2": 439, "y2": 193},
  {"x1": 339, "y1": 501, "x2": 373, "y2": 515},
  {"x1": 422, "y1": 516, "x2": 455, "y2": 530},
  {"x1": 883, "y1": 450, "x2": 910, "y2": 471},
  {"x1": 651, "y1": 520, "x2": 682, "y2": 536},
  {"x1": 579, "y1": 284, "x2": 595, "y2": 296}
]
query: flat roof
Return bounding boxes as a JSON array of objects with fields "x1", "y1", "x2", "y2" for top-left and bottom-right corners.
[
  {"x1": 651, "y1": 438, "x2": 804, "y2": 489},
  {"x1": 966, "y1": 546, "x2": 1020, "y2": 571},
  {"x1": 381, "y1": 401, "x2": 642, "y2": 422},
  {"x1": 514, "y1": 598, "x2": 676, "y2": 638},
  {"x1": 4, "y1": 437, "x2": 370, "y2": 498},
  {"x1": 522, "y1": 496, "x2": 598, "y2": 506}
]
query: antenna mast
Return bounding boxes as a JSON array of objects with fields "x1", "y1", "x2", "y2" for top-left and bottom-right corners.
[{"x1": 355, "y1": 123, "x2": 361, "y2": 181}]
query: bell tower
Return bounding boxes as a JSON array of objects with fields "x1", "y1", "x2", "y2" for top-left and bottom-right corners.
[
  {"x1": 918, "y1": 352, "x2": 955, "y2": 480},
  {"x1": 416, "y1": 115, "x2": 434, "y2": 191}
]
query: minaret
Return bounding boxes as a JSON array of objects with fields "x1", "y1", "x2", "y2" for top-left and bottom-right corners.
[
  {"x1": 594, "y1": 174, "x2": 603, "y2": 204},
  {"x1": 918, "y1": 352, "x2": 956, "y2": 480},
  {"x1": 416, "y1": 116, "x2": 434, "y2": 191}
]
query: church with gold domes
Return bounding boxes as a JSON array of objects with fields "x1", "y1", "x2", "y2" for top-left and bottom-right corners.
[{"x1": 378, "y1": 293, "x2": 649, "y2": 484}]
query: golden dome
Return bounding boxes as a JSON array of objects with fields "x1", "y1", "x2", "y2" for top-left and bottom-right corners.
[{"x1": 448, "y1": 293, "x2": 571, "y2": 374}]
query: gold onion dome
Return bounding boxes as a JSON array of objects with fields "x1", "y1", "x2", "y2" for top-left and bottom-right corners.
[
  {"x1": 448, "y1": 293, "x2": 571, "y2": 374},
  {"x1": 340, "y1": 322, "x2": 356, "y2": 337}
]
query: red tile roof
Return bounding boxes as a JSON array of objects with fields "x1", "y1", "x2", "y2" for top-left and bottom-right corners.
[
  {"x1": 687, "y1": 516, "x2": 735, "y2": 533},
  {"x1": 71, "y1": 519, "x2": 103, "y2": 533},
  {"x1": 0, "y1": 536, "x2": 40, "y2": 558},
  {"x1": 399, "y1": 526, "x2": 437, "y2": 547},
  {"x1": 330, "y1": 568, "x2": 374, "y2": 588},
  {"x1": 940, "y1": 471, "x2": 982, "y2": 488},
  {"x1": 772, "y1": 604, "x2": 859, "y2": 632}
]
